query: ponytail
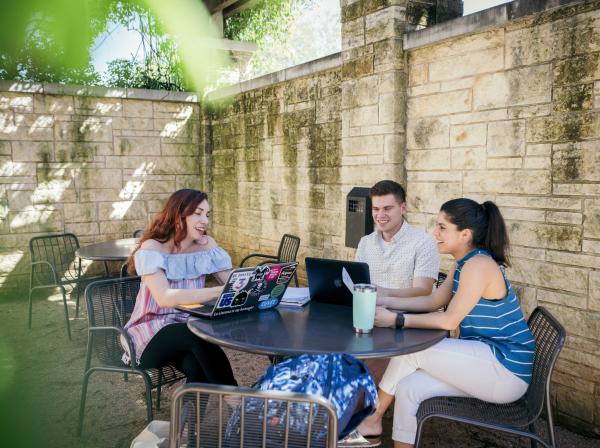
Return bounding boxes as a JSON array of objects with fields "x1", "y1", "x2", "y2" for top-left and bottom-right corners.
[{"x1": 440, "y1": 198, "x2": 510, "y2": 267}]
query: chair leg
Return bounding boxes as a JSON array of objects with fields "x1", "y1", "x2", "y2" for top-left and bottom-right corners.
[
  {"x1": 28, "y1": 270, "x2": 35, "y2": 329},
  {"x1": 156, "y1": 369, "x2": 163, "y2": 410},
  {"x1": 77, "y1": 370, "x2": 92, "y2": 436},
  {"x1": 545, "y1": 391, "x2": 557, "y2": 448},
  {"x1": 28, "y1": 288, "x2": 34, "y2": 329},
  {"x1": 414, "y1": 417, "x2": 426, "y2": 448},
  {"x1": 293, "y1": 271, "x2": 299, "y2": 287},
  {"x1": 75, "y1": 259, "x2": 82, "y2": 318},
  {"x1": 141, "y1": 372, "x2": 154, "y2": 422},
  {"x1": 529, "y1": 422, "x2": 538, "y2": 448},
  {"x1": 74, "y1": 284, "x2": 82, "y2": 318},
  {"x1": 60, "y1": 286, "x2": 72, "y2": 340}
]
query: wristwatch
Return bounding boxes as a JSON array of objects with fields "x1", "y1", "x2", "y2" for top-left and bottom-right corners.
[{"x1": 395, "y1": 312, "x2": 405, "y2": 329}]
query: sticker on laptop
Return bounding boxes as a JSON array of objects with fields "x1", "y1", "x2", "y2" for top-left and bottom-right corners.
[
  {"x1": 231, "y1": 271, "x2": 252, "y2": 291},
  {"x1": 251, "y1": 265, "x2": 270, "y2": 282},
  {"x1": 270, "y1": 283, "x2": 286, "y2": 298},
  {"x1": 258, "y1": 294, "x2": 271, "y2": 302},
  {"x1": 231, "y1": 291, "x2": 248, "y2": 307},
  {"x1": 276, "y1": 264, "x2": 296, "y2": 284},
  {"x1": 266, "y1": 265, "x2": 282, "y2": 281},
  {"x1": 258, "y1": 298, "x2": 279, "y2": 309},
  {"x1": 217, "y1": 292, "x2": 235, "y2": 308}
]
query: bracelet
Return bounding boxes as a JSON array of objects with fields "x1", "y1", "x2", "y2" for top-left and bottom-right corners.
[{"x1": 395, "y1": 312, "x2": 405, "y2": 329}]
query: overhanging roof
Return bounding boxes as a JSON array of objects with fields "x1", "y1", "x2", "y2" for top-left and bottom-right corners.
[{"x1": 204, "y1": 0, "x2": 258, "y2": 19}]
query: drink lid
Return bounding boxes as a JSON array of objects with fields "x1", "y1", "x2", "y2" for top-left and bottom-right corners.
[{"x1": 353, "y1": 283, "x2": 377, "y2": 293}]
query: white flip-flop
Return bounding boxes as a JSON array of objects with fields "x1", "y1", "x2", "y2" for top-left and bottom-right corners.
[{"x1": 338, "y1": 429, "x2": 382, "y2": 447}]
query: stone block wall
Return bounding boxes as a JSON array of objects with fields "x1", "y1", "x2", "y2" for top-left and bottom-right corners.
[
  {"x1": 404, "y1": 1, "x2": 600, "y2": 434},
  {"x1": 206, "y1": 58, "x2": 347, "y2": 279},
  {"x1": 0, "y1": 84, "x2": 202, "y2": 292}
]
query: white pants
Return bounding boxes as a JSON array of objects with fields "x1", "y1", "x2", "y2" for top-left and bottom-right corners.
[{"x1": 379, "y1": 338, "x2": 529, "y2": 444}]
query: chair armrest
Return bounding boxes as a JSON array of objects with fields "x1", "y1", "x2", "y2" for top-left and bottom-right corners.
[
  {"x1": 239, "y1": 253, "x2": 278, "y2": 267},
  {"x1": 31, "y1": 260, "x2": 60, "y2": 285},
  {"x1": 89, "y1": 325, "x2": 138, "y2": 367}
]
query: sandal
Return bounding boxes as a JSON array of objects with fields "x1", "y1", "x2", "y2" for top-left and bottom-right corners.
[{"x1": 338, "y1": 429, "x2": 382, "y2": 447}]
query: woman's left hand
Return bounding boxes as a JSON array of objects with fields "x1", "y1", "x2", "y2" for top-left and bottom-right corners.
[{"x1": 374, "y1": 306, "x2": 397, "y2": 328}]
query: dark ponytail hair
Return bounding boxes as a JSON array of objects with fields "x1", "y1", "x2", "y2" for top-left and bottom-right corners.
[{"x1": 440, "y1": 198, "x2": 510, "y2": 267}]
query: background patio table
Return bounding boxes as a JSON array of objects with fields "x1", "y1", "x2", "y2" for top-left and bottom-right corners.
[
  {"x1": 76, "y1": 238, "x2": 138, "y2": 262},
  {"x1": 187, "y1": 301, "x2": 447, "y2": 358}
]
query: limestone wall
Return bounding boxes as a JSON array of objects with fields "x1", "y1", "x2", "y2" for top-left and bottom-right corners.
[
  {"x1": 206, "y1": 57, "x2": 350, "y2": 276},
  {"x1": 0, "y1": 83, "x2": 203, "y2": 291},
  {"x1": 404, "y1": 1, "x2": 600, "y2": 434}
]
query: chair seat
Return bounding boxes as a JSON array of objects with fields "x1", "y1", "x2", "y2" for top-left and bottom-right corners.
[
  {"x1": 417, "y1": 396, "x2": 532, "y2": 429},
  {"x1": 97, "y1": 360, "x2": 186, "y2": 388}
]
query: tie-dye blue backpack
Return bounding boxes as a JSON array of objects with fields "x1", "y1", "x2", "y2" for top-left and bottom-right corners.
[{"x1": 225, "y1": 353, "x2": 378, "y2": 446}]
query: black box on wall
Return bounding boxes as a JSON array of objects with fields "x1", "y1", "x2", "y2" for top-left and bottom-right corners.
[{"x1": 345, "y1": 187, "x2": 374, "y2": 248}]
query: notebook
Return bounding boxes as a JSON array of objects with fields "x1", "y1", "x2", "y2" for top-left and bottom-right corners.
[{"x1": 176, "y1": 262, "x2": 298, "y2": 319}]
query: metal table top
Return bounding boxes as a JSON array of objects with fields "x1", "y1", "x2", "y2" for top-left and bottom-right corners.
[
  {"x1": 75, "y1": 238, "x2": 138, "y2": 261},
  {"x1": 187, "y1": 301, "x2": 447, "y2": 359}
]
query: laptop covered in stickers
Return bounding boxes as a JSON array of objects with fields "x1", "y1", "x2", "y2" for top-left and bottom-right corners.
[{"x1": 176, "y1": 262, "x2": 298, "y2": 319}]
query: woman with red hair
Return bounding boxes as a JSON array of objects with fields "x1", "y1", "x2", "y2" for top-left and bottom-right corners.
[{"x1": 122, "y1": 189, "x2": 236, "y2": 385}]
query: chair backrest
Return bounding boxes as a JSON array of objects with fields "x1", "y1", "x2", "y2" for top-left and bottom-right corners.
[
  {"x1": 524, "y1": 306, "x2": 566, "y2": 420},
  {"x1": 434, "y1": 271, "x2": 447, "y2": 288},
  {"x1": 29, "y1": 233, "x2": 80, "y2": 284},
  {"x1": 132, "y1": 229, "x2": 143, "y2": 238},
  {"x1": 85, "y1": 276, "x2": 141, "y2": 365},
  {"x1": 277, "y1": 234, "x2": 301, "y2": 263},
  {"x1": 170, "y1": 383, "x2": 338, "y2": 448}
]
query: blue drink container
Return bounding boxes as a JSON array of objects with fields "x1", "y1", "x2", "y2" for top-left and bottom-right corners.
[{"x1": 352, "y1": 283, "x2": 377, "y2": 333}]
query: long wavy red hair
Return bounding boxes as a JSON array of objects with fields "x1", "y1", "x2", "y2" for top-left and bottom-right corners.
[{"x1": 127, "y1": 189, "x2": 209, "y2": 275}]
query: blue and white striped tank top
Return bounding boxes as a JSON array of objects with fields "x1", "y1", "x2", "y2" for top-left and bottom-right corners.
[{"x1": 453, "y1": 249, "x2": 535, "y2": 384}]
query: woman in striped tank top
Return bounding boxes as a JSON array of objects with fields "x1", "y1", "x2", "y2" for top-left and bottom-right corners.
[{"x1": 346, "y1": 199, "x2": 534, "y2": 448}]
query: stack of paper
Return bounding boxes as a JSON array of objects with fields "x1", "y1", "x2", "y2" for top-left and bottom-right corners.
[{"x1": 279, "y1": 287, "x2": 311, "y2": 307}]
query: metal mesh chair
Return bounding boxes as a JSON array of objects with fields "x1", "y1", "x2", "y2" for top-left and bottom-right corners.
[
  {"x1": 28, "y1": 233, "x2": 91, "y2": 339},
  {"x1": 77, "y1": 276, "x2": 185, "y2": 436},
  {"x1": 240, "y1": 234, "x2": 301, "y2": 286},
  {"x1": 170, "y1": 383, "x2": 338, "y2": 448},
  {"x1": 434, "y1": 271, "x2": 447, "y2": 288},
  {"x1": 415, "y1": 306, "x2": 566, "y2": 448}
]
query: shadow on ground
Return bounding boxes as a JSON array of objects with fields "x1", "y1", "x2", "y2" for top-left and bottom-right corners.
[{"x1": 0, "y1": 288, "x2": 598, "y2": 447}]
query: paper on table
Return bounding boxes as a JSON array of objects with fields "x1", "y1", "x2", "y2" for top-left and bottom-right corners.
[
  {"x1": 342, "y1": 267, "x2": 355, "y2": 293},
  {"x1": 281, "y1": 287, "x2": 311, "y2": 306},
  {"x1": 282, "y1": 287, "x2": 310, "y2": 300}
]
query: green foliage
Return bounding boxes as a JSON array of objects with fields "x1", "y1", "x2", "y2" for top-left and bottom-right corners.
[
  {"x1": 224, "y1": 0, "x2": 311, "y2": 77},
  {"x1": 103, "y1": 2, "x2": 191, "y2": 91},
  {"x1": 0, "y1": 0, "x2": 111, "y2": 84},
  {"x1": 224, "y1": 0, "x2": 304, "y2": 43},
  {"x1": 0, "y1": 0, "x2": 318, "y2": 90}
]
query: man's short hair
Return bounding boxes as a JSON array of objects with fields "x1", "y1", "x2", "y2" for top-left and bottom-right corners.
[{"x1": 369, "y1": 180, "x2": 406, "y2": 204}]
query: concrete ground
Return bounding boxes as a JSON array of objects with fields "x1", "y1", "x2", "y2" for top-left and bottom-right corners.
[{"x1": 0, "y1": 286, "x2": 598, "y2": 448}]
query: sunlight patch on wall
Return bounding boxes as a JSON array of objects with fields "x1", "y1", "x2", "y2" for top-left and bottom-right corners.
[
  {"x1": 30, "y1": 115, "x2": 54, "y2": 130},
  {"x1": 110, "y1": 161, "x2": 154, "y2": 219},
  {"x1": 0, "y1": 251, "x2": 24, "y2": 279},
  {"x1": 159, "y1": 105, "x2": 193, "y2": 138}
]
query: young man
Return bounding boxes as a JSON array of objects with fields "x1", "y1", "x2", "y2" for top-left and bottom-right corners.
[{"x1": 356, "y1": 180, "x2": 440, "y2": 299}]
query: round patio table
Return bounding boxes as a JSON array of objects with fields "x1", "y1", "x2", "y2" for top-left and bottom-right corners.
[
  {"x1": 76, "y1": 238, "x2": 138, "y2": 261},
  {"x1": 187, "y1": 301, "x2": 447, "y2": 359}
]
